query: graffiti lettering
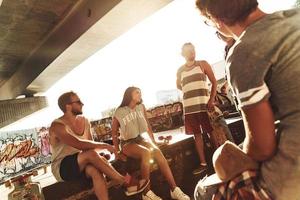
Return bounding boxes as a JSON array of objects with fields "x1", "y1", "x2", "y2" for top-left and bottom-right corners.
[
  {"x1": 0, "y1": 140, "x2": 39, "y2": 163},
  {"x1": 0, "y1": 128, "x2": 51, "y2": 183}
]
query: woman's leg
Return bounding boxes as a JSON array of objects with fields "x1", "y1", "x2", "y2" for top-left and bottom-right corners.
[
  {"x1": 140, "y1": 141, "x2": 177, "y2": 190},
  {"x1": 85, "y1": 164, "x2": 109, "y2": 200},
  {"x1": 122, "y1": 143, "x2": 152, "y2": 181}
]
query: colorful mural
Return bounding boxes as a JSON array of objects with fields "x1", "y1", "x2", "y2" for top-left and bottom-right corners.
[
  {"x1": 91, "y1": 117, "x2": 113, "y2": 141},
  {"x1": 0, "y1": 127, "x2": 51, "y2": 183},
  {"x1": 147, "y1": 102, "x2": 184, "y2": 132}
]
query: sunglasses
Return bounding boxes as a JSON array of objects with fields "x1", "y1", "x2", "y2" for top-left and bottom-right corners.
[
  {"x1": 203, "y1": 15, "x2": 217, "y2": 27},
  {"x1": 215, "y1": 31, "x2": 224, "y2": 40},
  {"x1": 69, "y1": 100, "x2": 84, "y2": 105}
]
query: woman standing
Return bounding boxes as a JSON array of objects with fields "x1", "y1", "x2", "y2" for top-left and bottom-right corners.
[{"x1": 112, "y1": 87, "x2": 190, "y2": 200}]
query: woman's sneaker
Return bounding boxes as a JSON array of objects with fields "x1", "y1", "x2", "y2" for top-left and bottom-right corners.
[
  {"x1": 170, "y1": 187, "x2": 190, "y2": 200},
  {"x1": 142, "y1": 190, "x2": 162, "y2": 200}
]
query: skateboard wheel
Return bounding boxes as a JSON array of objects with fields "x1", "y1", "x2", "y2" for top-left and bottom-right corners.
[
  {"x1": 104, "y1": 154, "x2": 111, "y2": 160},
  {"x1": 99, "y1": 152, "x2": 105, "y2": 156},
  {"x1": 158, "y1": 136, "x2": 164, "y2": 140},
  {"x1": 4, "y1": 180, "x2": 11, "y2": 188},
  {"x1": 32, "y1": 170, "x2": 38, "y2": 176},
  {"x1": 43, "y1": 166, "x2": 47, "y2": 174},
  {"x1": 99, "y1": 152, "x2": 111, "y2": 160},
  {"x1": 166, "y1": 135, "x2": 172, "y2": 140}
]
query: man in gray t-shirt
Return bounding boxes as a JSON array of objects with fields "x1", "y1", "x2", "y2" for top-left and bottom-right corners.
[
  {"x1": 226, "y1": 8, "x2": 300, "y2": 199},
  {"x1": 195, "y1": 0, "x2": 300, "y2": 199}
]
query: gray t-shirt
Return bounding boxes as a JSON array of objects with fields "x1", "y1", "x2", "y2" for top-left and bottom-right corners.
[
  {"x1": 114, "y1": 104, "x2": 148, "y2": 141},
  {"x1": 226, "y1": 8, "x2": 300, "y2": 200}
]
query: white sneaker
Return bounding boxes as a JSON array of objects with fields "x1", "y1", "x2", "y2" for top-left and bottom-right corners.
[
  {"x1": 170, "y1": 187, "x2": 190, "y2": 200},
  {"x1": 142, "y1": 190, "x2": 162, "y2": 200}
]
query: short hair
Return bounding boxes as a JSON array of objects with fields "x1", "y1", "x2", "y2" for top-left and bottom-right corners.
[
  {"x1": 57, "y1": 91, "x2": 77, "y2": 112},
  {"x1": 181, "y1": 42, "x2": 194, "y2": 52},
  {"x1": 196, "y1": 0, "x2": 258, "y2": 26}
]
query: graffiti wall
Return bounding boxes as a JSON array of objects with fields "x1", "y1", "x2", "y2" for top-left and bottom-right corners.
[
  {"x1": 91, "y1": 117, "x2": 112, "y2": 142},
  {"x1": 147, "y1": 102, "x2": 184, "y2": 132},
  {"x1": 0, "y1": 127, "x2": 51, "y2": 183}
]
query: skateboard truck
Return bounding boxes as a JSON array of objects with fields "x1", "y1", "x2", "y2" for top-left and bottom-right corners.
[
  {"x1": 158, "y1": 135, "x2": 172, "y2": 144},
  {"x1": 4, "y1": 167, "x2": 43, "y2": 189}
]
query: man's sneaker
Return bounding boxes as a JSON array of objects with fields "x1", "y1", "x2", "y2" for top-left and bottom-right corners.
[
  {"x1": 192, "y1": 164, "x2": 207, "y2": 175},
  {"x1": 142, "y1": 190, "x2": 162, "y2": 200},
  {"x1": 170, "y1": 187, "x2": 190, "y2": 200}
]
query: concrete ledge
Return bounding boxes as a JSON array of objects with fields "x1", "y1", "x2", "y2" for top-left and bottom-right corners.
[
  {"x1": 42, "y1": 136, "x2": 200, "y2": 200},
  {"x1": 42, "y1": 158, "x2": 139, "y2": 200}
]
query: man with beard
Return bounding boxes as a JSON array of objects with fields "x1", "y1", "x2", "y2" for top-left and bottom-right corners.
[
  {"x1": 176, "y1": 43, "x2": 217, "y2": 174},
  {"x1": 49, "y1": 91, "x2": 142, "y2": 200}
]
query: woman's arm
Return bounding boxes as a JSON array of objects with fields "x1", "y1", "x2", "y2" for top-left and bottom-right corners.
[
  {"x1": 111, "y1": 117, "x2": 121, "y2": 152},
  {"x1": 86, "y1": 118, "x2": 94, "y2": 141},
  {"x1": 142, "y1": 104, "x2": 156, "y2": 143}
]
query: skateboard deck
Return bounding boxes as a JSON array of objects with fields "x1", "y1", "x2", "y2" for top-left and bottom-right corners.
[{"x1": 6, "y1": 167, "x2": 47, "y2": 200}]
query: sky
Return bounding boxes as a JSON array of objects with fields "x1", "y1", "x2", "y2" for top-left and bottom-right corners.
[{"x1": 1, "y1": 0, "x2": 297, "y2": 131}]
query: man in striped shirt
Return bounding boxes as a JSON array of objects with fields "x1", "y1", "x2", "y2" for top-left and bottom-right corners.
[{"x1": 176, "y1": 43, "x2": 217, "y2": 173}]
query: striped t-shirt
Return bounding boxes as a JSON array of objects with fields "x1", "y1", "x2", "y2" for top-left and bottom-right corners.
[{"x1": 177, "y1": 61, "x2": 209, "y2": 115}]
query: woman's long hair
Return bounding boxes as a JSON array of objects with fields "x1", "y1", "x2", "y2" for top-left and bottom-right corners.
[{"x1": 119, "y1": 86, "x2": 142, "y2": 108}]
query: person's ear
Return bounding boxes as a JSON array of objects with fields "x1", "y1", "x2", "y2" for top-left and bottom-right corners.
[
  {"x1": 181, "y1": 51, "x2": 185, "y2": 57},
  {"x1": 66, "y1": 104, "x2": 71, "y2": 111}
]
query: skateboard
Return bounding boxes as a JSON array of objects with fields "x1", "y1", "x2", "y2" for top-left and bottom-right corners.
[
  {"x1": 208, "y1": 107, "x2": 231, "y2": 149},
  {"x1": 158, "y1": 135, "x2": 173, "y2": 144},
  {"x1": 4, "y1": 166, "x2": 47, "y2": 200}
]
